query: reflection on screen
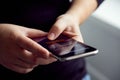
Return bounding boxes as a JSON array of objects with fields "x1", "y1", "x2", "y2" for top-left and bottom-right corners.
[{"x1": 37, "y1": 35, "x2": 91, "y2": 58}]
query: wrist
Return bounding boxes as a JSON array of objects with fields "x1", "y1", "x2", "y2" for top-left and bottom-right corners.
[
  {"x1": 57, "y1": 13, "x2": 80, "y2": 25},
  {"x1": 64, "y1": 0, "x2": 97, "y2": 25}
]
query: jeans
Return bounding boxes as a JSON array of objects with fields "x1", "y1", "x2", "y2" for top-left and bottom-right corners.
[{"x1": 82, "y1": 74, "x2": 91, "y2": 80}]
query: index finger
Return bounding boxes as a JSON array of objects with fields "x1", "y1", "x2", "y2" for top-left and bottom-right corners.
[{"x1": 16, "y1": 35, "x2": 50, "y2": 59}]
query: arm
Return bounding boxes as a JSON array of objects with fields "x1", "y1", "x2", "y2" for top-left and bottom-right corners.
[
  {"x1": 66, "y1": 0, "x2": 98, "y2": 24},
  {"x1": 48, "y1": 0, "x2": 98, "y2": 40}
]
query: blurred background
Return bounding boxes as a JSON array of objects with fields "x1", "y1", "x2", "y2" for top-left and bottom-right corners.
[{"x1": 80, "y1": 0, "x2": 120, "y2": 80}]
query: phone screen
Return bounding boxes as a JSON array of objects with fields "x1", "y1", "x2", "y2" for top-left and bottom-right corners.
[{"x1": 35, "y1": 34, "x2": 98, "y2": 61}]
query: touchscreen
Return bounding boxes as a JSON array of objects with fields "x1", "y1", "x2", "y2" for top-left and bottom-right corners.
[{"x1": 36, "y1": 35, "x2": 96, "y2": 58}]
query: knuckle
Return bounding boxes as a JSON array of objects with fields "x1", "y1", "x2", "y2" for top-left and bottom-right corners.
[{"x1": 53, "y1": 24, "x2": 61, "y2": 30}]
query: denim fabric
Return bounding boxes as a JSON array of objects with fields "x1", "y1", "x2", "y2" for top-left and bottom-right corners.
[{"x1": 82, "y1": 74, "x2": 91, "y2": 80}]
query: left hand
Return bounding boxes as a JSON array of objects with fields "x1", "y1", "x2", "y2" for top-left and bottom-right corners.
[{"x1": 48, "y1": 14, "x2": 83, "y2": 42}]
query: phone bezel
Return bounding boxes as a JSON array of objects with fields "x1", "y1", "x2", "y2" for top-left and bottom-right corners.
[
  {"x1": 34, "y1": 35, "x2": 98, "y2": 61},
  {"x1": 52, "y1": 49, "x2": 98, "y2": 61}
]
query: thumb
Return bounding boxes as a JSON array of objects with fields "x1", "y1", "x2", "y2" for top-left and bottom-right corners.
[{"x1": 48, "y1": 23, "x2": 66, "y2": 40}]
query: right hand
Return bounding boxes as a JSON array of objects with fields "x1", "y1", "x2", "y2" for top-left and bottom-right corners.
[{"x1": 0, "y1": 24, "x2": 57, "y2": 74}]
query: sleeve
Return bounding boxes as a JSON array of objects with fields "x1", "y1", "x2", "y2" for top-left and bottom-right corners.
[{"x1": 96, "y1": 0, "x2": 104, "y2": 7}]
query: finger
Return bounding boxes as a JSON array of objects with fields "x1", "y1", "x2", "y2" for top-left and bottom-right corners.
[
  {"x1": 63, "y1": 25, "x2": 84, "y2": 43},
  {"x1": 71, "y1": 31, "x2": 84, "y2": 43},
  {"x1": 3, "y1": 63, "x2": 33, "y2": 74},
  {"x1": 5, "y1": 43, "x2": 37, "y2": 66},
  {"x1": 3, "y1": 50, "x2": 37, "y2": 69},
  {"x1": 63, "y1": 31, "x2": 84, "y2": 42},
  {"x1": 62, "y1": 31, "x2": 78, "y2": 37},
  {"x1": 13, "y1": 58, "x2": 37, "y2": 68},
  {"x1": 26, "y1": 28, "x2": 48, "y2": 38},
  {"x1": 17, "y1": 49, "x2": 37, "y2": 65},
  {"x1": 16, "y1": 35, "x2": 50, "y2": 58},
  {"x1": 48, "y1": 21, "x2": 66, "y2": 40},
  {"x1": 36, "y1": 56, "x2": 57, "y2": 65}
]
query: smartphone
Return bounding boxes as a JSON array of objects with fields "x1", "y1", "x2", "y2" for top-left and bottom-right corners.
[{"x1": 35, "y1": 34, "x2": 98, "y2": 61}]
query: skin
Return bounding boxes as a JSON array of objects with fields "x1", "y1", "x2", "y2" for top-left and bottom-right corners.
[
  {"x1": 48, "y1": 0, "x2": 97, "y2": 40},
  {"x1": 0, "y1": 0, "x2": 97, "y2": 73},
  {"x1": 0, "y1": 24, "x2": 57, "y2": 73}
]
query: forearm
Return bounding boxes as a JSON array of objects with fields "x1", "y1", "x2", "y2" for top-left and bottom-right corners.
[{"x1": 65, "y1": 0, "x2": 98, "y2": 24}]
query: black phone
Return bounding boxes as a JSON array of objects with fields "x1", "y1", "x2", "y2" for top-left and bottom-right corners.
[{"x1": 35, "y1": 34, "x2": 98, "y2": 61}]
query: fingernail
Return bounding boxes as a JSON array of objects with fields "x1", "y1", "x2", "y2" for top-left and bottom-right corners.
[
  {"x1": 48, "y1": 33, "x2": 55, "y2": 40},
  {"x1": 52, "y1": 58, "x2": 57, "y2": 62}
]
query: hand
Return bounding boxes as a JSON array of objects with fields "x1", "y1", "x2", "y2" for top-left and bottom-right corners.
[
  {"x1": 0, "y1": 24, "x2": 57, "y2": 73},
  {"x1": 48, "y1": 14, "x2": 83, "y2": 42}
]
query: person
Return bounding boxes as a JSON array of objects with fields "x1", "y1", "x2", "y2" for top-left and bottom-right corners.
[{"x1": 0, "y1": 0, "x2": 104, "y2": 80}]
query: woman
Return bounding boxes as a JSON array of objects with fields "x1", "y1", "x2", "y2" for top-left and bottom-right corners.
[{"x1": 0, "y1": 0, "x2": 104, "y2": 80}]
